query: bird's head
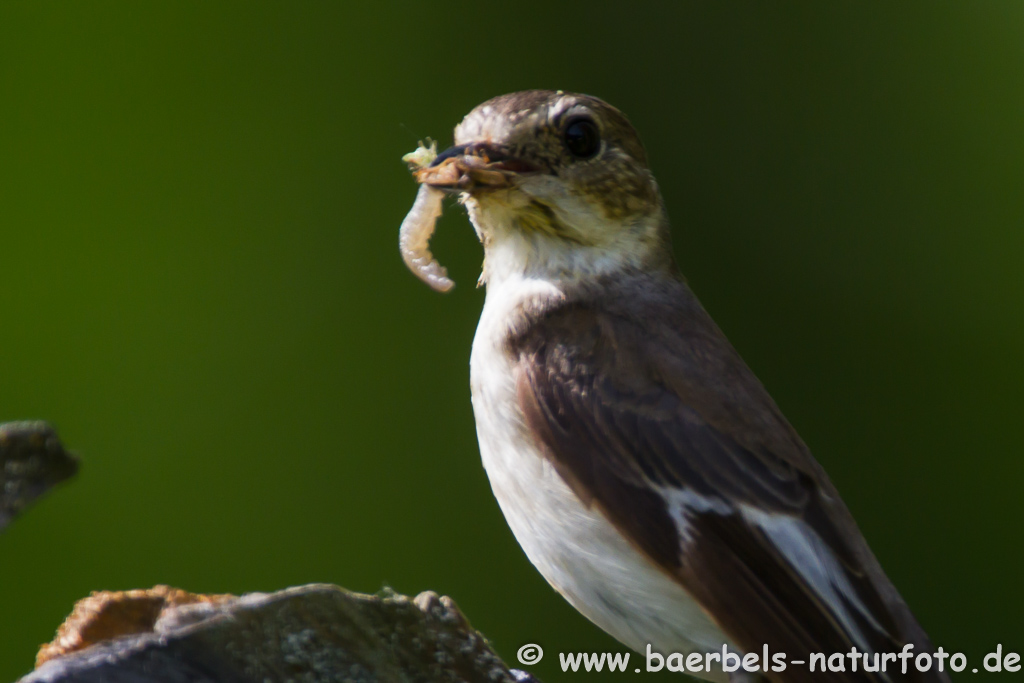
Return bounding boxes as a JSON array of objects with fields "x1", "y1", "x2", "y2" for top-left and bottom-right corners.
[{"x1": 416, "y1": 90, "x2": 675, "y2": 286}]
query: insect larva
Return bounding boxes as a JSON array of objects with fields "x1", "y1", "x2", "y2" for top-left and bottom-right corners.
[{"x1": 399, "y1": 183, "x2": 454, "y2": 292}]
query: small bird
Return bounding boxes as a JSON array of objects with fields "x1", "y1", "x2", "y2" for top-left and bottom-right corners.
[{"x1": 404, "y1": 90, "x2": 947, "y2": 683}]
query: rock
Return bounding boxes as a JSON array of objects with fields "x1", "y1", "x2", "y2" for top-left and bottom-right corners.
[
  {"x1": 23, "y1": 584, "x2": 530, "y2": 683},
  {"x1": 0, "y1": 421, "x2": 78, "y2": 532}
]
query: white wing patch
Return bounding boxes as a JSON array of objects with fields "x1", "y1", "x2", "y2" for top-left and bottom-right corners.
[
  {"x1": 664, "y1": 488, "x2": 891, "y2": 659},
  {"x1": 661, "y1": 487, "x2": 731, "y2": 546},
  {"x1": 740, "y1": 505, "x2": 888, "y2": 654}
]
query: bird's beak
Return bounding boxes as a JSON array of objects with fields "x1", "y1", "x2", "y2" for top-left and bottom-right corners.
[{"x1": 414, "y1": 143, "x2": 539, "y2": 192}]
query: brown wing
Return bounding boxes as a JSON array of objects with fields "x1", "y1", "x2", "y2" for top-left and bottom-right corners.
[{"x1": 510, "y1": 282, "x2": 946, "y2": 683}]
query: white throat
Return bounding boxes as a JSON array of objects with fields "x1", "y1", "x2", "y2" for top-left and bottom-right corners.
[{"x1": 463, "y1": 191, "x2": 664, "y2": 291}]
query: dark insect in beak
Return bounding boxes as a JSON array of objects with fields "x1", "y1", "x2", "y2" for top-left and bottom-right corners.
[
  {"x1": 417, "y1": 143, "x2": 541, "y2": 190},
  {"x1": 429, "y1": 144, "x2": 469, "y2": 167}
]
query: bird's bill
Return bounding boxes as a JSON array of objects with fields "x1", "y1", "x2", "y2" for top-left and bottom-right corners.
[{"x1": 414, "y1": 143, "x2": 539, "y2": 192}]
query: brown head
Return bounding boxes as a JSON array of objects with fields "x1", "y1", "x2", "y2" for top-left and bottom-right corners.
[{"x1": 417, "y1": 91, "x2": 675, "y2": 283}]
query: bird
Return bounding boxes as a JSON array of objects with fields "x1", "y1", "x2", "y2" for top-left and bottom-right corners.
[{"x1": 403, "y1": 90, "x2": 948, "y2": 683}]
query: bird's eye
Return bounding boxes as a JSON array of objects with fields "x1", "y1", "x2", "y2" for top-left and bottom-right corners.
[{"x1": 563, "y1": 117, "x2": 601, "y2": 160}]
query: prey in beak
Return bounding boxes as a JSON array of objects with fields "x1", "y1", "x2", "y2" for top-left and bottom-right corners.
[
  {"x1": 415, "y1": 143, "x2": 539, "y2": 192},
  {"x1": 398, "y1": 140, "x2": 537, "y2": 292}
]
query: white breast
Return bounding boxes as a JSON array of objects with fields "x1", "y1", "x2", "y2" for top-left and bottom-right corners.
[{"x1": 469, "y1": 273, "x2": 735, "y2": 682}]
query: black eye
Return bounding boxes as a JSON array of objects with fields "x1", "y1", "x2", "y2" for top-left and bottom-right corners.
[{"x1": 563, "y1": 117, "x2": 601, "y2": 159}]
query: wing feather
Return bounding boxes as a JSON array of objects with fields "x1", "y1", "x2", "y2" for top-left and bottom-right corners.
[{"x1": 510, "y1": 286, "x2": 946, "y2": 683}]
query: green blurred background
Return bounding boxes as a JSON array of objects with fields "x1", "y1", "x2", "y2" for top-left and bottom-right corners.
[{"x1": 1, "y1": 2, "x2": 1021, "y2": 680}]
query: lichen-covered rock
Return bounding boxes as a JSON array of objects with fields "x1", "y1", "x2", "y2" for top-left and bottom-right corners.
[
  {"x1": 36, "y1": 586, "x2": 235, "y2": 666},
  {"x1": 24, "y1": 584, "x2": 532, "y2": 683}
]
